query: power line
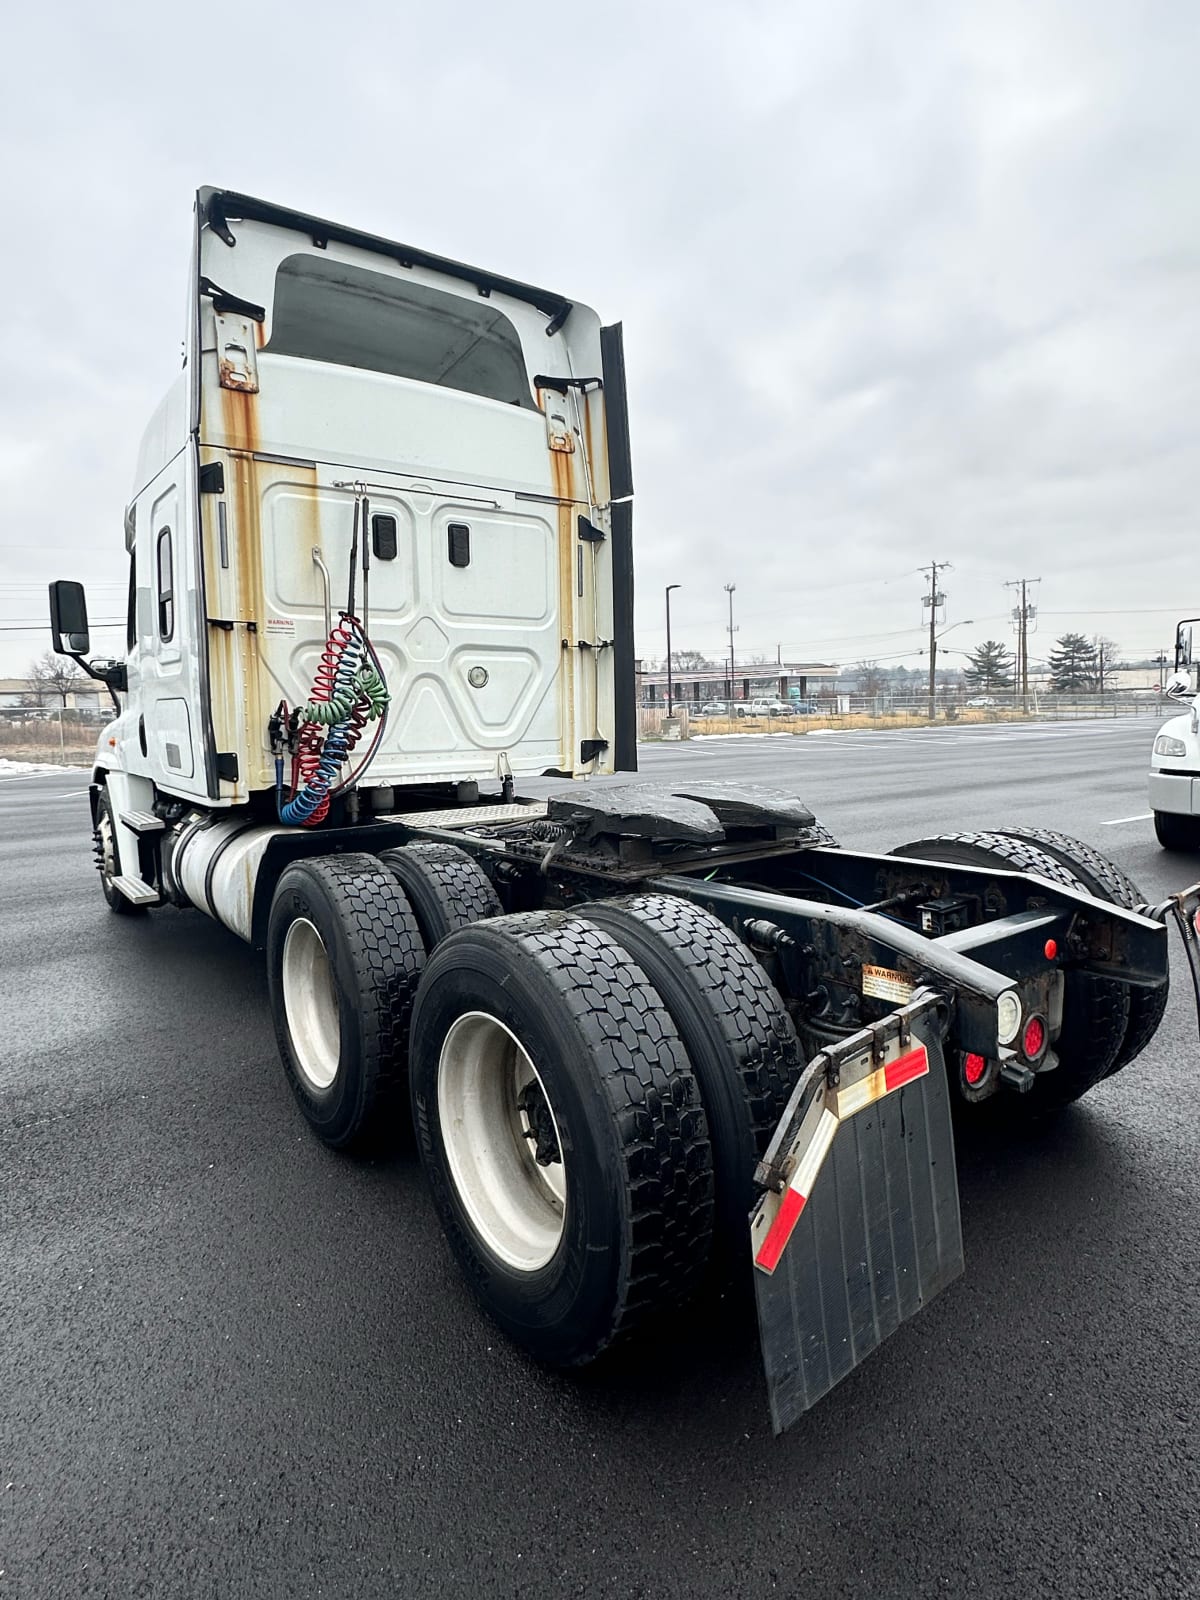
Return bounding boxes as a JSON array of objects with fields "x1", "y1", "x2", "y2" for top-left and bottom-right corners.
[{"x1": 0, "y1": 621, "x2": 125, "y2": 633}]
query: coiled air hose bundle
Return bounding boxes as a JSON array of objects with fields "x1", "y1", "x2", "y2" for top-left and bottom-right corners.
[{"x1": 276, "y1": 613, "x2": 389, "y2": 827}]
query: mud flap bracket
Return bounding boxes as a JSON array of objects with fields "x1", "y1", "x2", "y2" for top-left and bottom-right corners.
[{"x1": 1146, "y1": 880, "x2": 1200, "y2": 1042}]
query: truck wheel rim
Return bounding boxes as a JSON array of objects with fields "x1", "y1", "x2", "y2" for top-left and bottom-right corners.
[
  {"x1": 97, "y1": 809, "x2": 117, "y2": 887},
  {"x1": 437, "y1": 1011, "x2": 566, "y2": 1272},
  {"x1": 281, "y1": 918, "x2": 340, "y2": 1091}
]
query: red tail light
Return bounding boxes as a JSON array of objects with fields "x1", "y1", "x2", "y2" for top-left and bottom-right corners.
[
  {"x1": 1022, "y1": 1016, "x2": 1047, "y2": 1060},
  {"x1": 963, "y1": 1052, "x2": 988, "y2": 1086}
]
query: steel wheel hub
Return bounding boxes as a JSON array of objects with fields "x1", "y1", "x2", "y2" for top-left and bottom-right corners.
[
  {"x1": 437, "y1": 1011, "x2": 566, "y2": 1272},
  {"x1": 281, "y1": 917, "x2": 341, "y2": 1091}
]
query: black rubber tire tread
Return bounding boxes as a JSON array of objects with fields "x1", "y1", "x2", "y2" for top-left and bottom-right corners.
[
  {"x1": 1154, "y1": 810, "x2": 1200, "y2": 851},
  {"x1": 890, "y1": 832, "x2": 1130, "y2": 1107},
  {"x1": 410, "y1": 911, "x2": 714, "y2": 1365},
  {"x1": 267, "y1": 853, "x2": 425, "y2": 1150},
  {"x1": 576, "y1": 893, "x2": 802, "y2": 1273},
  {"x1": 377, "y1": 842, "x2": 502, "y2": 950},
  {"x1": 94, "y1": 787, "x2": 147, "y2": 916},
  {"x1": 996, "y1": 826, "x2": 1168, "y2": 1074}
]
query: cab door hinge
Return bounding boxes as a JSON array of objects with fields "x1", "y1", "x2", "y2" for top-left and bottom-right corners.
[
  {"x1": 543, "y1": 398, "x2": 574, "y2": 454},
  {"x1": 213, "y1": 310, "x2": 260, "y2": 394}
]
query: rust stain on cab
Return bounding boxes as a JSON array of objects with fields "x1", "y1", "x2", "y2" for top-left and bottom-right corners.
[{"x1": 540, "y1": 384, "x2": 580, "y2": 772}]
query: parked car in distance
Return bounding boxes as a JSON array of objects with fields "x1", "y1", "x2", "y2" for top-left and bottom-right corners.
[
  {"x1": 737, "y1": 699, "x2": 793, "y2": 717},
  {"x1": 966, "y1": 696, "x2": 998, "y2": 707},
  {"x1": 789, "y1": 699, "x2": 821, "y2": 714},
  {"x1": 699, "y1": 700, "x2": 730, "y2": 716}
]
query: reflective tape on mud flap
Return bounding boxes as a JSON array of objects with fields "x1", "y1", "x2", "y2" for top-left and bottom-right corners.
[{"x1": 749, "y1": 994, "x2": 963, "y2": 1433}]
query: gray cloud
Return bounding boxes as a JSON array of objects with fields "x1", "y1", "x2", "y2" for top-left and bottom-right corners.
[{"x1": 2, "y1": 0, "x2": 1196, "y2": 676}]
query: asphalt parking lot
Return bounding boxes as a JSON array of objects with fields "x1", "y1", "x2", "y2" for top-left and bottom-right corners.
[{"x1": 3, "y1": 717, "x2": 1198, "y2": 1600}]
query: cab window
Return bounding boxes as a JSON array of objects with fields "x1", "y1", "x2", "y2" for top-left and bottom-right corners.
[
  {"x1": 265, "y1": 254, "x2": 535, "y2": 409},
  {"x1": 156, "y1": 528, "x2": 174, "y2": 641}
]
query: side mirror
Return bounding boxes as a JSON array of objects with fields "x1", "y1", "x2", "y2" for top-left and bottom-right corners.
[
  {"x1": 1176, "y1": 623, "x2": 1195, "y2": 670},
  {"x1": 1165, "y1": 671, "x2": 1193, "y2": 700},
  {"x1": 49, "y1": 580, "x2": 90, "y2": 656}
]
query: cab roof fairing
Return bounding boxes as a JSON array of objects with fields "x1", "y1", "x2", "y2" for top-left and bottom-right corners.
[
  {"x1": 188, "y1": 188, "x2": 604, "y2": 430},
  {"x1": 195, "y1": 186, "x2": 586, "y2": 340}
]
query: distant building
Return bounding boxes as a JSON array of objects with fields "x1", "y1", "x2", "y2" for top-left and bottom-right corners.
[
  {"x1": 0, "y1": 676, "x2": 107, "y2": 712},
  {"x1": 635, "y1": 661, "x2": 838, "y2": 706}
]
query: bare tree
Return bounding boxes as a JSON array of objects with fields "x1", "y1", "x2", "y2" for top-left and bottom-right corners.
[
  {"x1": 28, "y1": 651, "x2": 84, "y2": 709},
  {"x1": 857, "y1": 659, "x2": 885, "y2": 696},
  {"x1": 670, "y1": 649, "x2": 711, "y2": 671},
  {"x1": 1092, "y1": 635, "x2": 1121, "y2": 692}
]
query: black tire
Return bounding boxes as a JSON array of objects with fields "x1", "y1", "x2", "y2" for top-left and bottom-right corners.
[
  {"x1": 997, "y1": 827, "x2": 1168, "y2": 1074},
  {"x1": 377, "y1": 842, "x2": 502, "y2": 949},
  {"x1": 891, "y1": 832, "x2": 1130, "y2": 1108},
  {"x1": 410, "y1": 913, "x2": 714, "y2": 1365},
  {"x1": 577, "y1": 894, "x2": 802, "y2": 1273},
  {"x1": 266, "y1": 853, "x2": 425, "y2": 1150},
  {"x1": 802, "y1": 821, "x2": 840, "y2": 848},
  {"x1": 1154, "y1": 810, "x2": 1200, "y2": 851},
  {"x1": 93, "y1": 786, "x2": 147, "y2": 916}
]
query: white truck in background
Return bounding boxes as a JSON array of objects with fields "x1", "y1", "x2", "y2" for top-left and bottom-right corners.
[
  {"x1": 1149, "y1": 617, "x2": 1200, "y2": 851},
  {"x1": 48, "y1": 189, "x2": 1200, "y2": 1434}
]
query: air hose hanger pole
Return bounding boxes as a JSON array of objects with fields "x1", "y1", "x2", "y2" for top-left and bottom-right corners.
[{"x1": 274, "y1": 486, "x2": 390, "y2": 827}]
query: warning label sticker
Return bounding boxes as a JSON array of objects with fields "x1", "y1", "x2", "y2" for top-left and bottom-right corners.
[
  {"x1": 862, "y1": 964, "x2": 915, "y2": 1005},
  {"x1": 265, "y1": 617, "x2": 295, "y2": 636}
]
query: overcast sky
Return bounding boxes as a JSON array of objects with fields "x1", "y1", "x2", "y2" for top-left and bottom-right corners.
[{"x1": 2, "y1": 0, "x2": 1197, "y2": 679}]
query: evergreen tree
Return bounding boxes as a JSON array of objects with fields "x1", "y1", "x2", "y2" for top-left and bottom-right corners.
[
  {"x1": 963, "y1": 640, "x2": 1015, "y2": 690},
  {"x1": 1048, "y1": 632, "x2": 1097, "y2": 692}
]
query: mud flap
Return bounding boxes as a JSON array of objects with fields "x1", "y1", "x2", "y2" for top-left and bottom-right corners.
[{"x1": 750, "y1": 994, "x2": 963, "y2": 1433}]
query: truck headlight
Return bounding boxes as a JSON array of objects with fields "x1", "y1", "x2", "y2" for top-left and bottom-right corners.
[
  {"x1": 1154, "y1": 735, "x2": 1188, "y2": 757},
  {"x1": 996, "y1": 990, "x2": 1023, "y2": 1046}
]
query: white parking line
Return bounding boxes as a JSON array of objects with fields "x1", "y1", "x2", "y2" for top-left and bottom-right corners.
[{"x1": 1102, "y1": 812, "x2": 1153, "y2": 825}]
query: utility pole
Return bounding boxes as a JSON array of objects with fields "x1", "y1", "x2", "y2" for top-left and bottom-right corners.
[
  {"x1": 1004, "y1": 577, "x2": 1039, "y2": 714},
  {"x1": 664, "y1": 584, "x2": 681, "y2": 716},
  {"x1": 920, "y1": 561, "x2": 950, "y2": 720},
  {"x1": 725, "y1": 583, "x2": 737, "y2": 703}
]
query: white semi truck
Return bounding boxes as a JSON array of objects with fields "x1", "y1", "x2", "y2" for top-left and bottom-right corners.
[
  {"x1": 50, "y1": 190, "x2": 1200, "y2": 1432},
  {"x1": 1149, "y1": 618, "x2": 1200, "y2": 851}
]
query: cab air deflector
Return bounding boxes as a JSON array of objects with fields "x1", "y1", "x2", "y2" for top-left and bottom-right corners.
[{"x1": 201, "y1": 190, "x2": 574, "y2": 328}]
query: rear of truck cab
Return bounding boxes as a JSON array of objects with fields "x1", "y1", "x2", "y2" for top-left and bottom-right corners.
[{"x1": 122, "y1": 188, "x2": 636, "y2": 811}]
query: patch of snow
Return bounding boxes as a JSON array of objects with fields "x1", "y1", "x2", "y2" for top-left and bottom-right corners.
[{"x1": 0, "y1": 757, "x2": 87, "y2": 776}]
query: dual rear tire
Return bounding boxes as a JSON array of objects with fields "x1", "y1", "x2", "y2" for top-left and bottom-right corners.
[
  {"x1": 890, "y1": 829, "x2": 1165, "y2": 1108},
  {"x1": 267, "y1": 849, "x2": 804, "y2": 1364},
  {"x1": 410, "y1": 897, "x2": 804, "y2": 1362}
]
